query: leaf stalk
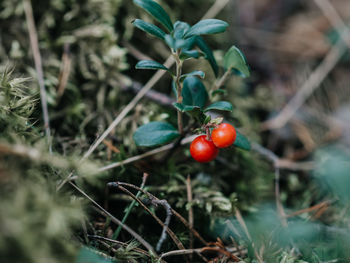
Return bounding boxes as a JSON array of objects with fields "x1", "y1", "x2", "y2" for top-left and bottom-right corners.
[{"x1": 174, "y1": 51, "x2": 184, "y2": 134}]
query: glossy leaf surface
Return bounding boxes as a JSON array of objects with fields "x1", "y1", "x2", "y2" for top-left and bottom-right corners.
[
  {"x1": 233, "y1": 131, "x2": 251, "y2": 150},
  {"x1": 180, "y1": 70, "x2": 205, "y2": 81},
  {"x1": 133, "y1": 122, "x2": 179, "y2": 147},
  {"x1": 184, "y1": 19, "x2": 229, "y2": 38},
  {"x1": 204, "y1": 101, "x2": 233, "y2": 112},
  {"x1": 224, "y1": 45, "x2": 250, "y2": 78},
  {"x1": 135, "y1": 60, "x2": 170, "y2": 72},
  {"x1": 133, "y1": 0, "x2": 173, "y2": 32},
  {"x1": 182, "y1": 76, "x2": 208, "y2": 109},
  {"x1": 133, "y1": 19, "x2": 166, "y2": 40},
  {"x1": 195, "y1": 36, "x2": 218, "y2": 77}
]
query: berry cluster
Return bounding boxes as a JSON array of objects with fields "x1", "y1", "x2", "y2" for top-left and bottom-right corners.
[{"x1": 190, "y1": 123, "x2": 237, "y2": 163}]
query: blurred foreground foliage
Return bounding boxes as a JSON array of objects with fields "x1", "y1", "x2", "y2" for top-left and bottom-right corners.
[{"x1": 1, "y1": 0, "x2": 350, "y2": 262}]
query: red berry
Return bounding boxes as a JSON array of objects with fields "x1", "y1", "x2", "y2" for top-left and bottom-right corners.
[
  {"x1": 211, "y1": 123, "x2": 237, "y2": 148},
  {"x1": 190, "y1": 135, "x2": 218, "y2": 163}
]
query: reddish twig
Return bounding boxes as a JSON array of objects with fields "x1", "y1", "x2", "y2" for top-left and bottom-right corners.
[
  {"x1": 286, "y1": 200, "x2": 334, "y2": 218},
  {"x1": 57, "y1": 43, "x2": 72, "y2": 99}
]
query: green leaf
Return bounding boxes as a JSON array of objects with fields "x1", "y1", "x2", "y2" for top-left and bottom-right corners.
[
  {"x1": 164, "y1": 34, "x2": 186, "y2": 50},
  {"x1": 173, "y1": 103, "x2": 201, "y2": 118},
  {"x1": 135, "y1": 60, "x2": 170, "y2": 72},
  {"x1": 195, "y1": 36, "x2": 219, "y2": 77},
  {"x1": 133, "y1": 122, "x2": 179, "y2": 147},
  {"x1": 234, "y1": 131, "x2": 251, "y2": 150},
  {"x1": 180, "y1": 70, "x2": 205, "y2": 81},
  {"x1": 182, "y1": 76, "x2": 208, "y2": 109},
  {"x1": 132, "y1": 19, "x2": 166, "y2": 40},
  {"x1": 211, "y1": 89, "x2": 227, "y2": 96},
  {"x1": 173, "y1": 21, "x2": 190, "y2": 39},
  {"x1": 224, "y1": 45, "x2": 250, "y2": 78},
  {"x1": 176, "y1": 38, "x2": 194, "y2": 50},
  {"x1": 76, "y1": 247, "x2": 114, "y2": 263},
  {"x1": 204, "y1": 114, "x2": 211, "y2": 124},
  {"x1": 184, "y1": 19, "x2": 229, "y2": 38},
  {"x1": 204, "y1": 101, "x2": 233, "y2": 112},
  {"x1": 164, "y1": 34, "x2": 176, "y2": 50},
  {"x1": 180, "y1": 50, "x2": 203, "y2": 60},
  {"x1": 133, "y1": 0, "x2": 173, "y2": 32},
  {"x1": 173, "y1": 102, "x2": 200, "y2": 113}
]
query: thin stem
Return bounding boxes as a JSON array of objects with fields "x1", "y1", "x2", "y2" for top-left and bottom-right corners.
[
  {"x1": 186, "y1": 176, "x2": 194, "y2": 261},
  {"x1": 174, "y1": 51, "x2": 184, "y2": 134},
  {"x1": 23, "y1": 0, "x2": 52, "y2": 153},
  {"x1": 116, "y1": 182, "x2": 208, "y2": 246},
  {"x1": 88, "y1": 235, "x2": 166, "y2": 263},
  {"x1": 68, "y1": 181, "x2": 157, "y2": 256},
  {"x1": 112, "y1": 173, "x2": 149, "y2": 240},
  {"x1": 109, "y1": 183, "x2": 185, "y2": 251},
  {"x1": 213, "y1": 69, "x2": 231, "y2": 91},
  {"x1": 205, "y1": 126, "x2": 210, "y2": 141}
]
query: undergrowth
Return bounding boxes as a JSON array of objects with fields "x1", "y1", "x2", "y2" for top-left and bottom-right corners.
[{"x1": 1, "y1": 1, "x2": 350, "y2": 263}]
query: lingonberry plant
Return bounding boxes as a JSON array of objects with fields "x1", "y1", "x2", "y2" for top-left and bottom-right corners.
[{"x1": 132, "y1": 0, "x2": 251, "y2": 162}]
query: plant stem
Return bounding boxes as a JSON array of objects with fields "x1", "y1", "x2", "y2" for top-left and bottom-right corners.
[
  {"x1": 213, "y1": 69, "x2": 231, "y2": 91},
  {"x1": 112, "y1": 173, "x2": 148, "y2": 240},
  {"x1": 24, "y1": 0, "x2": 52, "y2": 153},
  {"x1": 112, "y1": 188, "x2": 144, "y2": 240},
  {"x1": 174, "y1": 52, "x2": 184, "y2": 134}
]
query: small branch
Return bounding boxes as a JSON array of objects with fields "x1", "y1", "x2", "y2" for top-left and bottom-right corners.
[
  {"x1": 89, "y1": 235, "x2": 169, "y2": 263},
  {"x1": 186, "y1": 175, "x2": 194, "y2": 260},
  {"x1": 252, "y1": 143, "x2": 287, "y2": 226},
  {"x1": 97, "y1": 135, "x2": 196, "y2": 172},
  {"x1": 262, "y1": 0, "x2": 350, "y2": 132},
  {"x1": 160, "y1": 248, "x2": 204, "y2": 259},
  {"x1": 275, "y1": 159, "x2": 314, "y2": 171},
  {"x1": 122, "y1": 40, "x2": 153, "y2": 61},
  {"x1": 80, "y1": 55, "x2": 175, "y2": 163},
  {"x1": 174, "y1": 52, "x2": 184, "y2": 134},
  {"x1": 313, "y1": 0, "x2": 350, "y2": 46},
  {"x1": 23, "y1": 0, "x2": 52, "y2": 152},
  {"x1": 160, "y1": 245, "x2": 246, "y2": 261},
  {"x1": 57, "y1": 43, "x2": 72, "y2": 100},
  {"x1": 235, "y1": 209, "x2": 263, "y2": 263},
  {"x1": 201, "y1": 0, "x2": 230, "y2": 20},
  {"x1": 274, "y1": 166, "x2": 288, "y2": 227},
  {"x1": 68, "y1": 181, "x2": 158, "y2": 256},
  {"x1": 120, "y1": 79, "x2": 175, "y2": 106},
  {"x1": 108, "y1": 182, "x2": 185, "y2": 251},
  {"x1": 112, "y1": 173, "x2": 148, "y2": 240},
  {"x1": 286, "y1": 200, "x2": 334, "y2": 218},
  {"x1": 252, "y1": 143, "x2": 314, "y2": 171},
  {"x1": 262, "y1": 0, "x2": 350, "y2": 131},
  {"x1": 115, "y1": 182, "x2": 208, "y2": 246},
  {"x1": 153, "y1": 199, "x2": 173, "y2": 252},
  {"x1": 88, "y1": 235, "x2": 154, "y2": 259},
  {"x1": 103, "y1": 139, "x2": 120, "y2": 155},
  {"x1": 201, "y1": 246, "x2": 241, "y2": 262},
  {"x1": 213, "y1": 69, "x2": 231, "y2": 91},
  {"x1": 261, "y1": 32, "x2": 348, "y2": 130}
]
